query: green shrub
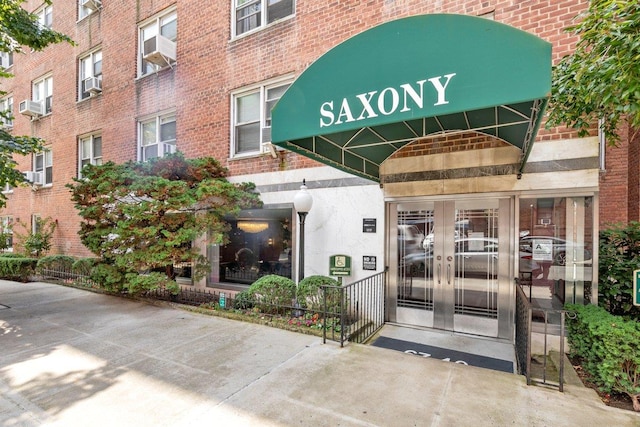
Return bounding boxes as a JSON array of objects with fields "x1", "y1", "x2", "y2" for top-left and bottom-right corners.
[
  {"x1": 125, "y1": 272, "x2": 179, "y2": 295},
  {"x1": 247, "y1": 274, "x2": 296, "y2": 313},
  {"x1": 0, "y1": 257, "x2": 37, "y2": 282},
  {"x1": 72, "y1": 258, "x2": 98, "y2": 276},
  {"x1": 233, "y1": 290, "x2": 254, "y2": 310},
  {"x1": 566, "y1": 304, "x2": 640, "y2": 411},
  {"x1": 297, "y1": 275, "x2": 341, "y2": 311},
  {"x1": 599, "y1": 221, "x2": 640, "y2": 318},
  {"x1": 0, "y1": 253, "x2": 24, "y2": 258},
  {"x1": 90, "y1": 263, "x2": 124, "y2": 292},
  {"x1": 36, "y1": 255, "x2": 76, "y2": 274}
]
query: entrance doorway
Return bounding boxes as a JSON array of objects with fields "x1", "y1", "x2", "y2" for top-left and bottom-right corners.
[{"x1": 391, "y1": 198, "x2": 513, "y2": 339}]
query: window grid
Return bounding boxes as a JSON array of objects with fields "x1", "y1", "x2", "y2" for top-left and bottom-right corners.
[
  {"x1": 0, "y1": 216, "x2": 12, "y2": 252},
  {"x1": 79, "y1": 135, "x2": 102, "y2": 178},
  {"x1": 34, "y1": 149, "x2": 53, "y2": 185},
  {"x1": 0, "y1": 96, "x2": 13, "y2": 128},
  {"x1": 33, "y1": 76, "x2": 53, "y2": 114},
  {"x1": 37, "y1": 5, "x2": 53, "y2": 29},
  {"x1": 139, "y1": 115, "x2": 176, "y2": 162},
  {"x1": 232, "y1": 80, "x2": 290, "y2": 156},
  {"x1": 139, "y1": 10, "x2": 177, "y2": 76},
  {"x1": 79, "y1": 50, "x2": 103, "y2": 100},
  {"x1": 234, "y1": 0, "x2": 294, "y2": 36}
]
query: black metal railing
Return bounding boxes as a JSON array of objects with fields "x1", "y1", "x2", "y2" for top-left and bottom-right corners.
[
  {"x1": 322, "y1": 270, "x2": 386, "y2": 346},
  {"x1": 515, "y1": 280, "x2": 565, "y2": 391}
]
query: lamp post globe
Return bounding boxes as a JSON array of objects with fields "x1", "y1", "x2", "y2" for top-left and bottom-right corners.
[{"x1": 294, "y1": 179, "x2": 313, "y2": 282}]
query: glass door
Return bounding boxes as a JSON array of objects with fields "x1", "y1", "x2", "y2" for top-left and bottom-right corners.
[{"x1": 394, "y1": 198, "x2": 511, "y2": 338}]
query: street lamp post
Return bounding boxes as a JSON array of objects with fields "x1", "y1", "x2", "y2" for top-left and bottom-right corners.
[{"x1": 293, "y1": 179, "x2": 313, "y2": 282}]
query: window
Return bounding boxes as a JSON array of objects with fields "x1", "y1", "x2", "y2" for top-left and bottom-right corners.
[
  {"x1": 139, "y1": 114, "x2": 176, "y2": 161},
  {"x1": 79, "y1": 0, "x2": 101, "y2": 20},
  {"x1": 0, "y1": 52, "x2": 13, "y2": 69},
  {"x1": 1, "y1": 183, "x2": 12, "y2": 194},
  {"x1": 79, "y1": 50, "x2": 102, "y2": 100},
  {"x1": 0, "y1": 216, "x2": 12, "y2": 252},
  {"x1": 33, "y1": 75, "x2": 53, "y2": 114},
  {"x1": 234, "y1": 0, "x2": 294, "y2": 36},
  {"x1": 232, "y1": 80, "x2": 290, "y2": 156},
  {"x1": 0, "y1": 96, "x2": 13, "y2": 128},
  {"x1": 79, "y1": 134, "x2": 102, "y2": 177},
  {"x1": 139, "y1": 10, "x2": 177, "y2": 76},
  {"x1": 36, "y1": 4, "x2": 53, "y2": 29},
  {"x1": 34, "y1": 149, "x2": 53, "y2": 186}
]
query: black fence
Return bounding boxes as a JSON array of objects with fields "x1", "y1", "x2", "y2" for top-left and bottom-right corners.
[
  {"x1": 515, "y1": 280, "x2": 565, "y2": 391},
  {"x1": 36, "y1": 266, "x2": 387, "y2": 347}
]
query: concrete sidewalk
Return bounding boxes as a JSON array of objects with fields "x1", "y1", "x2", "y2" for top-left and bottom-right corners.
[{"x1": 1, "y1": 280, "x2": 638, "y2": 426}]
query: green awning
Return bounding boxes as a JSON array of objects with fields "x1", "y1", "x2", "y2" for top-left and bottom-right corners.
[{"x1": 272, "y1": 14, "x2": 551, "y2": 182}]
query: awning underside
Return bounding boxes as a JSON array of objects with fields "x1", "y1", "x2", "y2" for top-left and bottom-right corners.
[{"x1": 277, "y1": 99, "x2": 547, "y2": 182}]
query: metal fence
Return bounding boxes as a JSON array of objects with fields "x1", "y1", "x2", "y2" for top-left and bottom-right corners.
[
  {"x1": 36, "y1": 266, "x2": 387, "y2": 347},
  {"x1": 515, "y1": 280, "x2": 565, "y2": 391}
]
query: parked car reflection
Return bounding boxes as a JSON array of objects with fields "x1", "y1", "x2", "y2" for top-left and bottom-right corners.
[
  {"x1": 519, "y1": 236, "x2": 592, "y2": 266},
  {"x1": 401, "y1": 237, "x2": 540, "y2": 278}
]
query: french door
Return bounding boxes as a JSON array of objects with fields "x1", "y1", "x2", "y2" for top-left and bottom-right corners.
[{"x1": 392, "y1": 198, "x2": 512, "y2": 338}]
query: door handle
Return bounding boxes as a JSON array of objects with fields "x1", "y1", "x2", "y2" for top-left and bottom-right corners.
[
  {"x1": 437, "y1": 263, "x2": 441, "y2": 285},
  {"x1": 447, "y1": 263, "x2": 451, "y2": 285}
]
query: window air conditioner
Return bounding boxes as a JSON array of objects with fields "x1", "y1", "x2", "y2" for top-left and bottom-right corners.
[
  {"x1": 143, "y1": 34, "x2": 177, "y2": 67},
  {"x1": 84, "y1": 77, "x2": 102, "y2": 95},
  {"x1": 18, "y1": 100, "x2": 43, "y2": 117},
  {"x1": 23, "y1": 171, "x2": 43, "y2": 186},
  {"x1": 81, "y1": 0, "x2": 101, "y2": 11}
]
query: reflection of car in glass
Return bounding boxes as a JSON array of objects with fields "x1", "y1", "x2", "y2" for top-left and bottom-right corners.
[
  {"x1": 519, "y1": 236, "x2": 592, "y2": 266},
  {"x1": 398, "y1": 225, "x2": 425, "y2": 254},
  {"x1": 401, "y1": 237, "x2": 540, "y2": 277}
]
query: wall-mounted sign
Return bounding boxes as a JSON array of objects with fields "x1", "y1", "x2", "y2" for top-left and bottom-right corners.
[
  {"x1": 330, "y1": 254, "x2": 352, "y2": 276},
  {"x1": 363, "y1": 218, "x2": 377, "y2": 233},
  {"x1": 532, "y1": 239, "x2": 553, "y2": 261},
  {"x1": 363, "y1": 256, "x2": 376, "y2": 271},
  {"x1": 634, "y1": 270, "x2": 640, "y2": 307}
]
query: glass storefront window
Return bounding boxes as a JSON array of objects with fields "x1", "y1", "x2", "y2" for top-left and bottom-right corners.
[
  {"x1": 518, "y1": 197, "x2": 594, "y2": 320},
  {"x1": 210, "y1": 208, "x2": 292, "y2": 286}
]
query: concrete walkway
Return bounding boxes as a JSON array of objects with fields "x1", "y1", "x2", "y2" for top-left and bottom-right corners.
[{"x1": 1, "y1": 280, "x2": 638, "y2": 426}]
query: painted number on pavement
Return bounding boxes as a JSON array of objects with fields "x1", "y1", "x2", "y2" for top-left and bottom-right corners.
[{"x1": 404, "y1": 349, "x2": 469, "y2": 365}]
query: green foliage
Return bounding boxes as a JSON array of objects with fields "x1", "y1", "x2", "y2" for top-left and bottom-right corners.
[
  {"x1": 0, "y1": 252, "x2": 22, "y2": 258},
  {"x1": 297, "y1": 275, "x2": 341, "y2": 311},
  {"x1": 35, "y1": 255, "x2": 75, "y2": 274},
  {"x1": 233, "y1": 290, "x2": 254, "y2": 310},
  {"x1": 247, "y1": 274, "x2": 296, "y2": 313},
  {"x1": 0, "y1": 0, "x2": 74, "y2": 206},
  {"x1": 90, "y1": 263, "x2": 124, "y2": 292},
  {"x1": 0, "y1": 256, "x2": 36, "y2": 281},
  {"x1": 13, "y1": 217, "x2": 57, "y2": 258},
  {"x1": 67, "y1": 152, "x2": 262, "y2": 283},
  {"x1": 598, "y1": 221, "x2": 640, "y2": 318},
  {"x1": 547, "y1": 1, "x2": 640, "y2": 144},
  {"x1": 125, "y1": 272, "x2": 179, "y2": 296},
  {"x1": 71, "y1": 257, "x2": 98, "y2": 276},
  {"x1": 566, "y1": 304, "x2": 640, "y2": 411}
]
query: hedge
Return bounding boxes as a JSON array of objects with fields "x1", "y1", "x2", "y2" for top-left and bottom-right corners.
[
  {"x1": 566, "y1": 304, "x2": 640, "y2": 411},
  {"x1": 0, "y1": 257, "x2": 37, "y2": 282}
]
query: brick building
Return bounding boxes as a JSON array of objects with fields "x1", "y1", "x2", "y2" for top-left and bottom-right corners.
[{"x1": 0, "y1": 1, "x2": 634, "y2": 340}]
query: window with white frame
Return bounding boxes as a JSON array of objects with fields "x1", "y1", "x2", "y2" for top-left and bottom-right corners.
[
  {"x1": 36, "y1": 4, "x2": 53, "y2": 29},
  {"x1": 0, "y1": 96, "x2": 13, "y2": 128},
  {"x1": 79, "y1": 134, "x2": 102, "y2": 177},
  {"x1": 79, "y1": 50, "x2": 102, "y2": 100},
  {"x1": 139, "y1": 10, "x2": 177, "y2": 76},
  {"x1": 233, "y1": 0, "x2": 294, "y2": 36},
  {"x1": 33, "y1": 75, "x2": 53, "y2": 114},
  {"x1": 0, "y1": 216, "x2": 12, "y2": 252},
  {"x1": 79, "y1": 0, "x2": 101, "y2": 20},
  {"x1": 232, "y1": 80, "x2": 291, "y2": 156},
  {"x1": 0, "y1": 51, "x2": 13, "y2": 69},
  {"x1": 34, "y1": 149, "x2": 53, "y2": 186},
  {"x1": 139, "y1": 114, "x2": 176, "y2": 161},
  {"x1": 1, "y1": 183, "x2": 12, "y2": 194}
]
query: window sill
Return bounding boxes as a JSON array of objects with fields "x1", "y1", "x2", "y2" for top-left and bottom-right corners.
[{"x1": 230, "y1": 14, "x2": 296, "y2": 42}]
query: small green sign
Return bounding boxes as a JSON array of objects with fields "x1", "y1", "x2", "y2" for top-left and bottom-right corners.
[
  {"x1": 634, "y1": 270, "x2": 640, "y2": 307},
  {"x1": 330, "y1": 254, "x2": 352, "y2": 276}
]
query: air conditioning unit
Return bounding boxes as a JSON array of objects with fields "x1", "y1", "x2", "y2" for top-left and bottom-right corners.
[
  {"x1": 143, "y1": 34, "x2": 176, "y2": 67},
  {"x1": 84, "y1": 77, "x2": 102, "y2": 95},
  {"x1": 18, "y1": 100, "x2": 43, "y2": 117},
  {"x1": 81, "y1": 0, "x2": 101, "y2": 11},
  {"x1": 23, "y1": 171, "x2": 43, "y2": 186}
]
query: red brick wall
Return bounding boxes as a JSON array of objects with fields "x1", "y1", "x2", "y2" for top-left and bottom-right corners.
[{"x1": 3, "y1": 0, "x2": 625, "y2": 257}]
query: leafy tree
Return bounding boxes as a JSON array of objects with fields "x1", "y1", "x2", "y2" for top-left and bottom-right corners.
[
  {"x1": 12, "y1": 216, "x2": 56, "y2": 257},
  {"x1": 547, "y1": 1, "x2": 640, "y2": 144},
  {"x1": 0, "y1": 0, "x2": 74, "y2": 206},
  {"x1": 67, "y1": 152, "x2": 262, "y2": 282}
]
